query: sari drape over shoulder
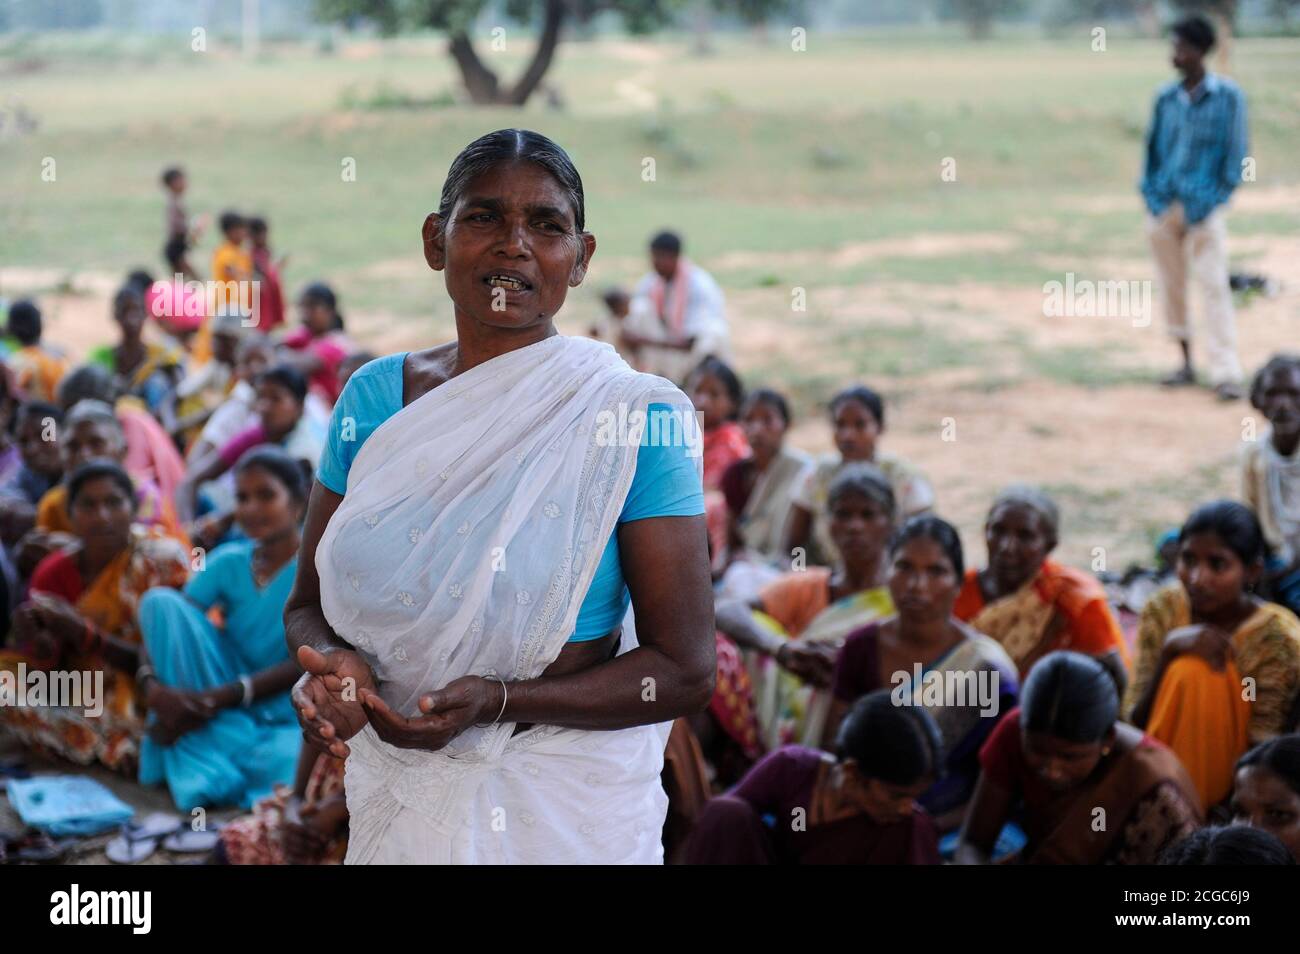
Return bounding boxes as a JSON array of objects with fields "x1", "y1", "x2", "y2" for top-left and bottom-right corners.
[
  {"x1": 316, "y1": 336, "x2": 694, "y2": 864},
  {"x1": 979, "y1": 711, "x2": 1201, "y2": 865},
  {"x1": 0, "y1": 531, "x2": 189, "y2": 770},
  {"x1": 955, "y1": 560, "x2": 1130, "y2": 678},
  {"x1": 1124, "y1": 584, "x2": 1300, "y2": 809}
]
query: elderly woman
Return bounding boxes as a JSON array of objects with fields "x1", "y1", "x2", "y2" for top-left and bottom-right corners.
[
  {"x1": 954, "y1": 485, "x2": 1129, "y2": 686},
  {"x1": 285, "y1": 129, "x2": 715, "y2": 865}
]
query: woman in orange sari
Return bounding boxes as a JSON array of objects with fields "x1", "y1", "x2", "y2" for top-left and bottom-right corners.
[
  {"x1": 1127, "y1": 500, "x2": 1300, "y2": 812},
  {"x1": 1, "y1": 461, "x2": 189, "y2": 772},
  {"x1": 954, "y1": 485, "x2": 1129, "y2": 686}
]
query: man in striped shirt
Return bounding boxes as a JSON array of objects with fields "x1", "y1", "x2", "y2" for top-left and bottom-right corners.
[{"x1": 1141, "y1": 15, "x2": 1249, "y2": 401}]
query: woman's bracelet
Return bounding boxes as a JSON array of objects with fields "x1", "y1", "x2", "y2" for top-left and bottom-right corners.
[
  {"x1": 136, "y1": 664, "x2": 157, "y2": 689},
  {"x1": 475, "y1": 673, "x2": 509, "y2": 727},
  {"x1": 238, "y1": 674, "x2": 255, "y2": 708}
]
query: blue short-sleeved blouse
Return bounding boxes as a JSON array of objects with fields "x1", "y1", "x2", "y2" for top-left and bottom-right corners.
[{"x1": 317, "y1": 353, "x2": 704, "y2": 641}]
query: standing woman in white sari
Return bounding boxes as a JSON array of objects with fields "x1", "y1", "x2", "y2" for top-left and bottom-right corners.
[{"x1": 284, "y1": 129, "x2": 715, "y2": 864}]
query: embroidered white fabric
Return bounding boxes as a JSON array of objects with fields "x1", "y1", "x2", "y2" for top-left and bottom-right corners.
[{"x1": 316, "y1": 335, "x2": 687, "y2": 863}]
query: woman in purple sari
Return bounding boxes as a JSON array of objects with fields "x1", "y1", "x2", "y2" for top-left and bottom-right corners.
[{"x1": 685, "y1": 690, "x2": 942, "y2": 864}]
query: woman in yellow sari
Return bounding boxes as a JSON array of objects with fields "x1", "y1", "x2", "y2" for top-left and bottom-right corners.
[
  {"x1": 712, "y1": 463, "x2": 896, "y2": 756},
  {"x1": 1, "y1": 461, "x2": 189, "y2": 772},
  {"x1": 1127, "y1": 500, "x2": 1300, "y2": 812}
]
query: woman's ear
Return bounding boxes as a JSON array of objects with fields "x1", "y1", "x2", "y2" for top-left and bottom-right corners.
[
  {"x1": 422, "y1": 212, "x2": 446, "y2": 272},
  {"x1": 569, "y1": 232, "x2": 597, "y2": 287}
]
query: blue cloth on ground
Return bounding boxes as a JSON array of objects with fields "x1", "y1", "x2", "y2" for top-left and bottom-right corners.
[{"x1": 6, "y1": 775, "x2": 134, "y2": 836}]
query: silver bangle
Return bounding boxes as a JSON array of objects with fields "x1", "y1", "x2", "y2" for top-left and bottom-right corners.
[
  {"x1": 475, "y1": 673, "x2": 508, "y2": 727},
  {"x1": 238, "y1": 674, "x2": 255, "y2": 708}
]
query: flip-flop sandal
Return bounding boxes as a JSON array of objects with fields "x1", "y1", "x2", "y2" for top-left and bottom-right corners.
[
  {"x1": 105, "y1": 812, "x2": 182, "y2": 865},
  {"x1": 161, "y1": 827, "x2": 221, "y2": 853}
]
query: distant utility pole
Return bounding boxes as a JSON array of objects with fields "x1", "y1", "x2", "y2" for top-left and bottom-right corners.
[{"x1": 242, "y1": 0, "x2": 260, "y2": 58}]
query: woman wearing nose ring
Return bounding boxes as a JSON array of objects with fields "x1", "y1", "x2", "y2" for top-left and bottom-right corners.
[
  {"x1": 283, "y1": 130, "x2": 715, "y2": 864},
  {"x1": 1126, "y1": 500, "x2": 1300, "y2": 813},
  {"x1": 957, "y1": 652, "x2": 1201, "y2": 865}
]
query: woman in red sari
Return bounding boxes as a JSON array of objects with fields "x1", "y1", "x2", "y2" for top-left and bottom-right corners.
[
  {"x1": 689, "y1": 356, "x2": 749, "y2": 574},
  {"x1": 685, "y1": 690, "x2": 942, "y2": 864}
]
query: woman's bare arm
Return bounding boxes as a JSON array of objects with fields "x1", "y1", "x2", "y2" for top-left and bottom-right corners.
[
  {"x1": 953, "y1": 773, "x2": 1014, "y2": 865},
  {"x1": 494, "y1": 514, "x2": 716, "y2": 730},
  {"x1": 284, "y1": 481, "x2": 350, "y2": 656}
]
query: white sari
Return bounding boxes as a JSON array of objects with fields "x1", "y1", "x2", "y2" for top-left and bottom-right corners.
[{"x1": 316, "y1": 335, "x2": 690, "y2": 864}]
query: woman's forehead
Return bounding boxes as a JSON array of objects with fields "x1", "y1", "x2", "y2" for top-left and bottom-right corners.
[{"x1": 456, "y1": 162, "x2": 574, "y2": 216}]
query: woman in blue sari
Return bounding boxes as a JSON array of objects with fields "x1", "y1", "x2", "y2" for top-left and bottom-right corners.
[{"x1": 136, "y1": 447, "x2": 307, "y2": 809}]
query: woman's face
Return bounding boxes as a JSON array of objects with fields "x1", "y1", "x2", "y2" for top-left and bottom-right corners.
[
  {"x1": 234, "y1": 466, "x2": 300, "y2": 542},
  {"x1": 691, "y1": 373, "x2": 733, "y2": 431},
  {"x1": 425, "y1": 161, "x2": 593, "y2": 334},
  {"x1": 255, "y1": 381, "x2": 302, "y2": 439},
  {"x1": 1256, "y1": 366, "x2": 1300, "y2": 445},
  {"x1": 114, "y1": 296, "x2": 146, "y2": 340},
  {"x1": 298, "y1": 297, "x2": 335, "y2": 336},
  {"x1": 64, "y1": 420, "x2": 127, "y2": 471},
  {"x1": 18, "y1": 414, "x2": 62, "y2": 477},
  {"x1": 1021, "y1": 729, "x2": 1110, "y2": 792},
  {"x1": 832, "y1": 399, "x2": 880, "y2": 462},
  {"x1": 984, "y1": 502, "x2": 1053, "y2": 592},
  {"x1": 828, "y1": 489, "x2": 893, "y2": 570},
  {"x1": 888, "y1": 535, "x2": 959, "y2": 624},
  {"x1": 843, "y1": 763, "x2": 930, "y2": 825},
  {"x1": 1177, "y1": 531, "x2": 1256, "y2": 618},
  {"x1": 1232, "y1": 766, "x2": 1300, "y2": 862},
  {"x1": 70, "y1": 476, "x2": 134, "y2": 548},
  {"x1": 741, "y1": 400, "x2": 786, "y2": 461},
  {"x1": 236, "y1": 344, "x2": 273, "y2": 382}
]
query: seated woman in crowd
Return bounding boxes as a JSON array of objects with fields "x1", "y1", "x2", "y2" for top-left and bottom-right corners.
[
  {"x1": 136, "y1": 447, "x2": 306, "y2": 810},
  {"x1": 1126, "y1": 500, "x2": 1300, "y2": 812},
  {"x1": 88, "y1": 285, "x2": 183, "y2": 416},
  {"x1": 713, "y1": 464, "x2": 897, "y2": 756},
  {"x1": 57, "y1": 364, "x2": 185, "y2": 501},
  {"x1": 785, "y1": 384, "x2": 933, "y2": 568},
  {"x1": 186, "y1": 334, "x2": 275, "y2": 467},
  {"x1": 1161, "y1": 825, "x2": 1295, "y2": 865},
  {"x1": 1, "y1": 461, "x2": 189, "y2": 772},
  {"x1": 216, "y1": 743, "x2": 347, "y2": 865},
  {"x1": 953, "y1": 485, "x2": 1129, "y2": 685},
  {"x1": 0, "y1": 368, "x2": 22, "y2": 487},
  {"x1": 689, "y1": 356, "x2": 750, "y2": 573},
  {"x1": 685, "y1": 691, "x2": 942, "y2": 865},
  {"x1": 1241, "y1": 353, "x2": 1300, "y2": 617},
  {"x1": 166, "y1": 313, "x2": 245, "y2": 448},
  {"x1": 957, "y1": 651, "x2": 1201, "y2": 865},
  {"x1": 824, "y1": 515, "x2": 1019, "y2": 830},
  {"x1": 177, "y1": 365, "x2": 323, "y2": 538},
  {"x1": 279, "y1": 282, "x2": 351, "y2": 407},
  {"x1": 33, "y1": 400, "x2": 185, "y2": 544},
  {"x1": 716, "y1": 387, "x2": 813, "y2": 599},
  {"x1": 1230, "y1": 734, "x2": 1300, "y2": 861},
  {"x1": 1, "y1": 402, "x2": 65, "y2": 625}
]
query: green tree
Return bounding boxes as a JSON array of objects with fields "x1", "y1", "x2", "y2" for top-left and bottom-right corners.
[{"x1": 316, "y1": 0, "x2": 796, "y2": 106}]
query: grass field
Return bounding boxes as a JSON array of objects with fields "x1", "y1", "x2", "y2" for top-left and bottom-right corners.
[{"x1": 2, "y1": 26, "x2": 1300, "y2": 569}]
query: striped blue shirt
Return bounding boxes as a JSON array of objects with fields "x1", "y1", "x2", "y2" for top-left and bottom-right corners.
[{"x1": 1139, "y1": 73, "x2": 1248, "y2": 225}]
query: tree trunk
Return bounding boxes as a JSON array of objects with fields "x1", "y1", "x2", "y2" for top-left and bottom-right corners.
[
  {"x1": 507, "y1": 0, "x2": 567, "y2": 106},
  {"x1": 449, "y1": 32, "x2": 501, "y2": 104},
  {"x1": 447, "y1": 0, "x2": 566, "y2": 107}
]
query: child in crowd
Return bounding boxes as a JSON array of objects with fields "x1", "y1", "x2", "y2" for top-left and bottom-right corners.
[
  {"x1": 1242, "y1": 354, "x2": 1300, "y2": 616},
  {"x1": 4, "y1": 300, "x2": 69, "y2": 403}
]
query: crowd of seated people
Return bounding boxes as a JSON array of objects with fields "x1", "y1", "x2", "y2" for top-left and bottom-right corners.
[{"x1": 3, "y1": 190, "x2": 1300, "y2": 867}]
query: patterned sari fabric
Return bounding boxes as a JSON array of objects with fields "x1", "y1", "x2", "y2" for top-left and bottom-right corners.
[
  {"x1": 980, "y1": 711, "x2": 1202, "y2": 865},
  {"x1": 713, "y1": 568, "x2": 895, "y2": 752},
  {"x1": 954, "y1": 560, "x2": 1130, "y2": 679},
  {"x1": 0, "y1": 530, "x2": 189, "y2": 771},
  {"x1": 1124, "y1": 584, "x2": 1300, "y2": 810},
  {"x1": 219, "y1": 754, "x2": 348, "y2": 865}
]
